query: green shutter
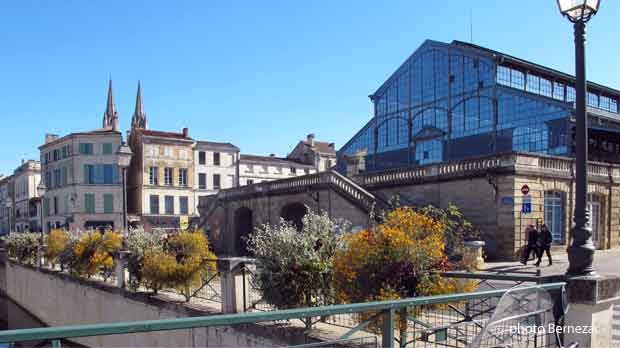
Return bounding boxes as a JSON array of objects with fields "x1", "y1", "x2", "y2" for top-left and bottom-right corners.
[
  {"x1": 84, "y1": 164, "x2": 89, "y2": 184},
  {"x1": 102, "y1": 143, "x2": 113, "y2": 154},
  {"x1": 85, "y1": 193, "x2": 95, "y2": 214},
  {"x1": 43, "y1": 198, "x2": 49, "y2": 217},
  {"x1": 103, "y1": 194, "x2": 114, "y2": 214}
]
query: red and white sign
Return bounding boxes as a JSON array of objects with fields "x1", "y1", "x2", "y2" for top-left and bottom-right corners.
[{"x1": 521, "y1": 184, "x2": 530, "y2": 195}]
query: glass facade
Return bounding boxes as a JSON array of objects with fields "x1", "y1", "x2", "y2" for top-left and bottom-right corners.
[{"x1": 337, "y1": 40, "x2": 620, "y2": 173}]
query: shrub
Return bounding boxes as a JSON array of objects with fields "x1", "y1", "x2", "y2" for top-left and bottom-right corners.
[
  {"x1": 247, "y1": 210, "x2": 350, "y2": 315},
  {"x1": 45, "y1": 229, "x2": 69, "y2": 267},
  {"x1": 3, "y1": 233, "x2": 40, "y2": 265},
  {"x1": 141, "y1": 230, "x2": 216, "y2": 300},
  {"x1": 73, "y1": 230, "x2": 122, "y2": 278},
  {"x1": 333, "y1": 207, "x2": 476, "y2": 333},
  {"x1": 125, "y1": 228, "x2": 166, "y2": 291}
]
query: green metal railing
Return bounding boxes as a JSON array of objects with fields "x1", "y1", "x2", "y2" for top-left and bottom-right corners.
[{"x1": 0, "y1": 282, "x2": 565, "y2": 348}]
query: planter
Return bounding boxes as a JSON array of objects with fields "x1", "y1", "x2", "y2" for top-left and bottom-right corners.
[{"x1": 462, "y1": 241, "x2": 485, "y2": 270}]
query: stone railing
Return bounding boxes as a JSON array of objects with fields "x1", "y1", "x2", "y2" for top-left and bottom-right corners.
[
  {"x1": 211, "y1": 170, "x2": 376, "y2": 212},
  {"x1": 358, "y1": 152, "x2": 620, "y2": 188}
]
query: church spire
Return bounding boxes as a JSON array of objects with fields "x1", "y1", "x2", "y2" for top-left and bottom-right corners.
[
  {"x1": 103, "y1": 79, "x2": 119, "y2": 131},
  {"x1": 131, "y1": 80, "x2": 147, "y2": 129}
]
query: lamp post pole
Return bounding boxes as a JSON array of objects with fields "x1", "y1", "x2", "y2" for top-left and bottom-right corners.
[{"x1": 558, "y1": 0, "x2": 601, "y2": 276}]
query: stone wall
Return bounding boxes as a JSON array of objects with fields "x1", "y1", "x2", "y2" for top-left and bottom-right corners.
[{"x1": 0, "y1": 262, "x2": 303, "y2": 348}]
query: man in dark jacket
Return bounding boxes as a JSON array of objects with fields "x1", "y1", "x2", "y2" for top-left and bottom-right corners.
[
  {"x1": 521, "y1": 225, "x2": 539, "y2": 265},
  {"x1": 535, "y1": 224, "x2": 553, "y2": 266}
]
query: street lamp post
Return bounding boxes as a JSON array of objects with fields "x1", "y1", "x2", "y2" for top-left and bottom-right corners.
[
  {"x1": 116, "y1": 141, "x2": 133, "y2": 239},
  {"x1": 557, "y1": 0, "x2": 601, "y2": 276},
  {"x1": 36, "y1": 182, "x2": 46, "y2": 242}
]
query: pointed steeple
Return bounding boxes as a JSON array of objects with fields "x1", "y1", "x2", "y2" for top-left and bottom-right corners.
[
  {"x1": 103, "y1": 79, "x2": 119, "y2": 131},
  {"x1": 131, "y1": 80, "x2": 147, "y2": 129}
]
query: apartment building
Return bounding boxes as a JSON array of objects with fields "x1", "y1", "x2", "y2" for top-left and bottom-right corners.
[
  {"x1": 0, "y1": 175, "x2": 12, "y2": 235},
  {"x1": 12, "y1": 160, "x2": 41, "y2": 232},
  {"x1": 39, "y1": 81, "x2": 124, "y2": 232},
  {"x1": 194, "y1": 141, "x2": 239, "y2": 210},
  {"x1": 287, "y1": 133, "x2": 337, "y2": 171},
  {"x1": 239, "y1": 154, "x2": 316, "y2": 186}
]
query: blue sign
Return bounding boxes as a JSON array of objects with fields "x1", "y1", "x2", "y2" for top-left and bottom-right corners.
[
  {"x1": 521, "y1": 196, "x2": 532, "y2": 214},
  {"x1": 501, "y1": 196, "x2": 514, "y2": 205}
]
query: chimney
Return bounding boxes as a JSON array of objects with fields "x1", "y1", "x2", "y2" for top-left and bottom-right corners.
[
  {"x1": 328, "y1": 142, "x2": 335, "y2": 149},
  {"x1": 45, "y1": 134, "x2": 59, "y2": 144},
  {"x1": 182, "y1": 128, "x2": 189, "y2": 138},
  {"x1": 307, "y1": 133, "x2": 315, "y2": 146}
]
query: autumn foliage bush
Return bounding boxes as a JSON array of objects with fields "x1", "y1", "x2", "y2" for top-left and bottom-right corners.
[
  {"x1": 333, "y1": 207, "x2": 477, "y2": 333},
  {"x1": 44, "y1": 229, "x2": 69, "y2": 267},
  {"x1": 73, "y1": 230, "x2": 122, "y2": 278},
  {"x1": 141, "y1": 230, "x2": 216, "y2": 300}
]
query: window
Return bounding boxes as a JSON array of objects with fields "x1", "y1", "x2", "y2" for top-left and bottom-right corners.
[
  {"x1": 304, "y1": 169, "x2": 309, "y2": 174},
  {"x1": 544, "y1": 191, "x2": 564, "y2": 244},
  {"x1": 198, "y1": 173, "x2": 207, "y2": 189},
  {"x1": 290, "y1": 167, "x2": 297, "y2": 174},
  {"x1": 199, "y1": 151, "x2": 206, "y2": 165},
  {"x1": 54, "y1": 169, "x2": 61, "y2": 188},
  {"x1": 165, "y1": 195, "x2": 174, "y2": 215},
  {"x1": 150, "y1": 195, "x2": 160, "y2": 215},
  {"x1": 84, "y1": 164, "x2": 118, "y2": 184},
  {"x1": 103, "y1": 193, "x2": 114, "y2": 214},
  {"x1": 53, "y1": 149, "x2": 60, "y2": 161},
  {"x1": 247, "y1": 179, "x2": 254, "y2": 185},
  {"x1": 164, "y1": 168, "x2": 173, "y2": 186},
  {"x1": 180, "y1": 196, "x2": 188, "y2": 215},
  {"x1": 85, "y1": 193, "x2": 95, "y2": 214},
  {"x1": 587, "y1": 92, "x2": 599, "y2": 108},
  {"x1": 164, "y1": 147, "x2": 173, "y2": 158},
  {"x1": 61, "y1": 145, "x2": 68, "y2": 158},
  {"x1": 61, "y1": 167, "x2": 68, "y2": 186},
  {"x1": 178, "y1": 168, "x2": 188, "y2": 187},
  {"x1": 213, "y1": 152, "x2": 221, "y2": 166},
  {"x1": 102, "y1": 143, "x2": 113, "y2": 154},
  {"x1": 43, "y1": 198, "x2": 49, "y2": 217},
  {"x1": 53, "y1": 196, "x2": 58, "y2": 215},
  {"x1": 213, "y1": 174, "x2": 221, "y2": 189},
  {"x1": 149, "y1": 167, "x2": 159, "y2": 185},
  {"x1": 79, "y1": 143, "x2": 93, "y2": 155},
  {"x1": 179, "y1": 149, "x2": 188, "y2": 160}
]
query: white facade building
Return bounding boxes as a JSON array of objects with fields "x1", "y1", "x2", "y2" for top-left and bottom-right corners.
[
  {"x1": 39, "y1": 80, "x2": 125, "y2": 232},
  {"x1": 0, "y1": 175, "x2": 12, "y2": 235},
  {"x1": 239, "y1": 154, "x2": 316, "y2": 186},
  {"x1": 12, "y1": 160, "x2": 41, "y2": 232},
  {"x1": 194, "y1": 141, "x2": 239, "y2": 211}
]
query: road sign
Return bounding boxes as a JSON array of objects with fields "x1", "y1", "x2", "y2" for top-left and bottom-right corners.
[
  {"x1": 521, "y1": 184, "x2": 530, "y2": 195},
  {"x1": 522, "y1": 196, "x2": 532, "y2": 214}
]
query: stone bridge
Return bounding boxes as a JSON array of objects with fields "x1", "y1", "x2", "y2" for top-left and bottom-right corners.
[{"x1": 200, "y1": 152, "x2": 620, "y2": 261}]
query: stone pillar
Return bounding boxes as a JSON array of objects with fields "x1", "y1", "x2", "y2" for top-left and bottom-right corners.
[
  {"x1": 115, "y1": 251, "x2": 130, "y2": 289},
  {"x1": 565, "y1": 275, "x2": 620, "y2": 348},
  {"x1": 462, "y1": 241, "x2": 485, "y2": 270},
  {"x1": 218, "y1": 258, "x2": 253, "y2": 314},
  {"x1": 37, "y1": 245, "x2": 46, "y2": 269}
]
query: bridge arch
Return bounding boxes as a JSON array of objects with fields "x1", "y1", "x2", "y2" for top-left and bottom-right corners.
[
  {"x1": 233, "y1": 206, "x2": 253, "y2": 256},
  {"x1": 280, "y1": 202, "x2": 308, "y2": 231}
]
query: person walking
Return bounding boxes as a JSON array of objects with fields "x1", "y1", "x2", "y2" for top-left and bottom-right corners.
[
  {"x1": 535, "y1": 224, "x2": 553, "y2": 266},
  {"x1": 521, "y1": 225, "x2": 539, "y2": 265}
]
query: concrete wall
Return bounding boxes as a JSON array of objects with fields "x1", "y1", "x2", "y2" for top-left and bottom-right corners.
[{"x1": 0, "y1": 262, "x2": 299, "y2": 348}]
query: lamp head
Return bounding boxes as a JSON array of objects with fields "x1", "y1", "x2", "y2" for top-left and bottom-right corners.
[{"x1": 557, "y1": 0, "x2": 601, "y2": 22}]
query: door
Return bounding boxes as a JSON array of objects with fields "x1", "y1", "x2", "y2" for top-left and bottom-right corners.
[{"x1": 587, "y1": 194, "x2": 602, "y2": 249}]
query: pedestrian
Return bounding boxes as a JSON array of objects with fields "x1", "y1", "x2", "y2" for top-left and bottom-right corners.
[
  {"x1": 535, "y1": 224, "x2": 553, "y2": 266},
  {"x1": 521, "y1": 225, "x2": 539, "y2": 265}
]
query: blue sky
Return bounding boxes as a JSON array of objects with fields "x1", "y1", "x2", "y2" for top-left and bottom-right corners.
[{"x1": 0, "y1": 0, "x2": 619, "y2": 174}]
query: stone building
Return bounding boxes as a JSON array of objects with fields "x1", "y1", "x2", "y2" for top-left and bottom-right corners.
[
  {"x1": 39, "y1": 81, "x2": 125, "y2": 232},
  {"x1": 127, "y1": 83, "x2": 197, "y2": 230},
  {"x1": 204, "y1": 39, "x2": 620, "y2": 260},
  {"x1": 0, "y1": 175, "x2": 13, "y2": 235},
  {"x1": 287, "y1": 133, "x2": 337, "y2": 171},
  {"x1": 238, "y1": 154, "x2": 316, "y2": 186},
  {"x1": 12, "y1": 160, "x2": 41, "y2": 232},
  {"x1": 194, "y1": 141, "x2": 239, "y2": 211}
]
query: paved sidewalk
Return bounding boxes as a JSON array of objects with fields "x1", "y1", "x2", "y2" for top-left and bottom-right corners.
[{"x1": 483, "y1": 248, "x2": 620, "y2": 277}]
